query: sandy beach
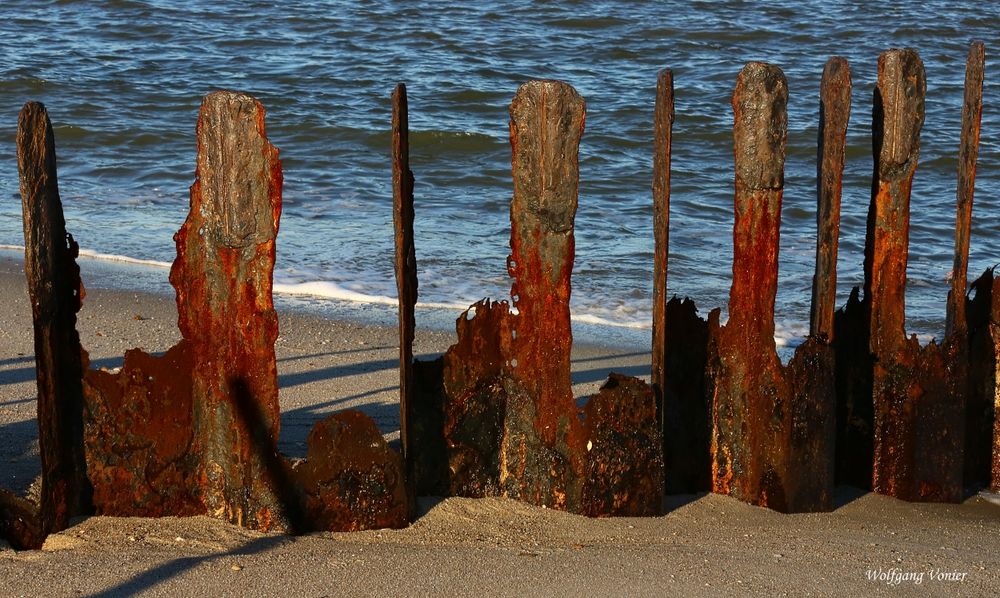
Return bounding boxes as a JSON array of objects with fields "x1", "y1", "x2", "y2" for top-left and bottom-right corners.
[{"x1": 0, "y1": 253, "x2": 998, "y2": 597}]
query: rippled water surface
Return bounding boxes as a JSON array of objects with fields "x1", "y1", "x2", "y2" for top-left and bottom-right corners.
[{"x1": 1, "y1": 1, "x2": 997, "y2": 345}]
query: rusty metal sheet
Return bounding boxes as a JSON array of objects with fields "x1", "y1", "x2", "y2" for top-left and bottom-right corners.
[
  {"x1": 810, "y1": 57, "x2": 851, "y2": 342},
  {"x1": 651, "y1": 68, "x2": 674, "y2": 428},
  {"x1": 582, "y1": 374, "x2": 663, "y2": 517},
  {"x1": 662, "y1": 297, "x2": 711, "y2": 494},
  {"x1": 82, "y1": 343, "x2": 202, "y2": 516},
  {"x1": 11, "y1": 101, "x2": 91, "y2": 548},
  {"x1": 864, "y1": 49, "x2": 963, "y2": 502},
  {"x1": 168, "y1": 90, "x2": 286, "y2": 529},
  {"x1": 291, "y1": 411, "x2": 408, "y2": 532},
  {"x1": 710, "y1": 63, "x2": 834, "y2": 512},
  {"x1": 442, "y1": 300, "x2": 516, "y2": 497},
  {"x1": 392, "y1": 83, "x2": 418, "y2": 512}
]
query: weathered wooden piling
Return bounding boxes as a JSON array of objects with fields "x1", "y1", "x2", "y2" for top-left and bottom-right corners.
[
  {"x1": 947, "y1": 42, "x2": 992, "y2": 488},
  {"x1": 811, "y1": 57, "x2": 852, "y2": 341},
  {"x1": 710, "y1": 62, "x2": 790, "y2": 509},
  {"x1": 651, "y1": 68, "x2": 674, "y2": 421},
  {"x1": 865, "y1": 49, "x2": 963, "y2": 502},
  {"x1": 505, "y1": 81, "x2": 589, "y2": 510},
  {"x1": 709, "y1": 62, "x2": 834, "y2": 512},
  {"x1": 168, "y1": 91, "x2": 288, "y2": 529},
  {"x1": 14, "y1": 102, "x2": 91, "y2": 546},
  {"x1": 392, "y1": 82, "x2": 418, "y2": 513}
]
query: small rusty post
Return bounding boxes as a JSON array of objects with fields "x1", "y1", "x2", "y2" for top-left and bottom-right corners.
[
  {"x1": 710, "y1": 62, "x2": 791, "y2": 509},
  {"x1": 392, "y1": 82, "x2": 418, "y2": 512},
  {"x1": 946, "y1": 42, "x2": 985, "y2": 341},
  {"x1": 169, "y1": 91, "x2": 286, "y2": 530},
  {"x1": 810, "y1": 57, "x2": 851, "y2": 341},
  {"x1": 947, "y1": 42, "x2": 989, "y2": 487},
  {"x1": 15, "y1": 102, "x2": 91, "y2": 546},
  {"x1": 651, "y1": 68, "x2": 674, "y2": 427},
  {"x1": 504, "y1": 80, "x2": 588, "y2": 509}
]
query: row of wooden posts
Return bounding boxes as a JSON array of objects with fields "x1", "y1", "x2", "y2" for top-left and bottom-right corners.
[{"x1": 0, "y1": 44, "x2": 996, "y2": 551}]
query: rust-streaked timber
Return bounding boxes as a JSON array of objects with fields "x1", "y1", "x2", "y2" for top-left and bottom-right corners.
[
  {"x1": 865, "y1": 49, "x2": 963, "y2": 502},
  {"x1": 169, "y1": 90, "x2": 285, "y2": 529},
  {"x1": 710, "y1": 62, "x2": 789, "y2": 510},
  {"x1": 503, "y1": 80, "x2": 588, "y2": 509},
  {"x1": 582, "y1": 374, "x2": 663, "y2": 517},
  {"x1": 13, "y1": 102, "x2": 91, "y2": 548},
  {"x1": 710, "y1": 63, "x2": 834, "y2": 512},
  {"x1": 392, "y1": 83, "x2": 418, "y2": 513},
  {"x1": 651, "y1": 68, "x2": 674, "y2": 428},
  {"x1": 810, "y1": 57, "x2": 851, "y2": 342}
]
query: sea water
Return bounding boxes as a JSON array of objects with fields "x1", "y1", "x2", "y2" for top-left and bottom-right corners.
[{"x1": 0, "y1": 1, "x2": 997, "y2": 349}]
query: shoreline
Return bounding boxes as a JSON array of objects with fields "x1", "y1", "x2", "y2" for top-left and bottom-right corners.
[{"x1": 1, "y1": 255, "x2": 999, "y2": 595}]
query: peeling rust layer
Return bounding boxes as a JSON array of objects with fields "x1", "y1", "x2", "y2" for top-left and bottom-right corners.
[
  {"x1": 442, "y1": 300, "x2": 515, "y2": 497},
  {"x1": 810, "y1": 57, "x2": 851, "y2": 342},
  {"x1": 392, "y1": 83, "x2": 418, "y2": 509},
  {"x1": 82, "y1": 343, "x2": 202, "y2": 516},
  {"x1": 506, "y1": 80, "x2": 588, "y2": 509},
  {"x1": 169, "y1": 90, "x2": 286, "y2": 529},
  {"x1": 865, "y1": 50, "x2": 963, "y2": 502},
  {"x1": 710, "y1": 63, "x2": 834, "y2": 512},
  {"x1": 291, "y1": 411, "x2": 408, "y2": 531},
  {"x1": 582, "y1": 374, "x2": 663, "y2": 517},
  {"x1": 662, "y1": 297, "x2": 711, "y2": 494},
  {"x1": 651, "y1": 68, "x2": 674, "y2": 427},
  {"x1": 14, "y1": 101, "x2": 91, "y2": 548}
]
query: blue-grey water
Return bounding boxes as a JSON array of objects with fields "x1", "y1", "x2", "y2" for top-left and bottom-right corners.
[{"x1": 1, "y1": 1, "x2": 997, "y2": 348}]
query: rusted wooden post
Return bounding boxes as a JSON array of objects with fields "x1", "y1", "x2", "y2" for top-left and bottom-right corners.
[
  {"x1": 651, "y1": 68, "x2": 674, "y2": 424},
  {"x1": 14, "y1": 102, "x2": 91, "y2": 546},
  {"x1": 864, "y1": 49, "x2": 924, "y2": 359},
  {"x1": 505, "y1": 80, "x2": 588, "y2": 508},
  {"x1": 169, "y1": 91, "x2": 287, "y2": 530},
  {"x1": 810, "y1": 57, "x2": 851, "y2": 341},
  {"x1": 947, "y1": 42, "x2": 989, "y2": 488},
  {"x1": 391, "y1": 83, "x2": 418, "y2": 512},
  {"x1": 710, "y1": 62, "x2": 791, "y2": 510},
  {"x1": 865, "y1": 49, "x2": 963, "y2": 502}
]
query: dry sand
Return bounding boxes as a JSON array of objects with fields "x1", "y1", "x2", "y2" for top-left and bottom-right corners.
[{"x1": 0, "y1": 254, "x2": 998, "y2": 597}]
